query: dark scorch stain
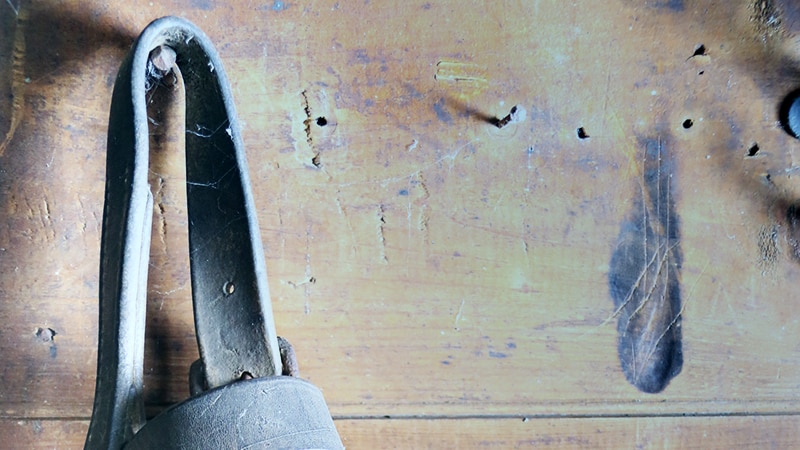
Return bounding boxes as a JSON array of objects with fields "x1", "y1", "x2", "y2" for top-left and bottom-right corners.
[{"x1": 608, "y1": 136, "x2": 683, "y2": 394}]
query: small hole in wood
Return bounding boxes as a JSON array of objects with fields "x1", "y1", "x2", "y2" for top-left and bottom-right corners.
[
  {"x1": 747, "y1": 143, "x2": 760, "y2": 157},
  {"x1": 35, "y1": 327, "x2": 56, "y2": 343},
  {"x1": 316, "y1": 116, "x2": 328, "y2": 126},
  {"x1": 692, "y1": 44, "x2": 706, "y2": 57},
  {"x1": 577, "y1": 127, "x2": 590, "y2": 139},
  {"x1": 682, "y1": 119, "x2": 693, "y2": 129},
  {"x1": 223, "y1": 281, "x2": 235, "y2": 296}
]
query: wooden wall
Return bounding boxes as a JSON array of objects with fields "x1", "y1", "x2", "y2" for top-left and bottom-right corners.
[{"x1": 1, "y1": 0, "x2": 800, "y2": 448}]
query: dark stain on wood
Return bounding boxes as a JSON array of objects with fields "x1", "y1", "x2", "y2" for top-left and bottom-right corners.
[
  {"x1": 628, "y1": 0, "x2": 684, "y2": 12},
  {"x1": 653, "y1": 0, "x2": 685, "y2": 12},
  {"x1": 775, "y1": 0, "x2": 800, "y2": 34},
  {"x1": 608, "y1": 136, "x2": 683, "y2": 394},
  {"x1": 785, "y1": 203, "x2": 800, "y2": 261}
]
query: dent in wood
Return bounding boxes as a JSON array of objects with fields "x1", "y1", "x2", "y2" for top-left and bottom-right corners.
[
  {"x1": 608, "y1": 136, "x2": 683, "y2": 394},
  {"x1": 299, "y1": 87, "x2": 338, "y2": 169},
  {"x1": 377, "y1": 204, "x2": 388, "y2": 263},
  {"x1": 301, "y1": 89, "x2": 322, "y2": 168}
]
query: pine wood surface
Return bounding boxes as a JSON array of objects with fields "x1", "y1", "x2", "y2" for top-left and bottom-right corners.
[
  {"x1": 1, "y1": 0, "x2": 800, "y2": 448},
  {"x1": 2, "y1": 416, "x2": 799, "y2": 449}
]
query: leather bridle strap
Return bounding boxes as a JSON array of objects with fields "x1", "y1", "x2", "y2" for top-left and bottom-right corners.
[{"x1": 87, "y1": 16, "x2": 281, "y2": 449}]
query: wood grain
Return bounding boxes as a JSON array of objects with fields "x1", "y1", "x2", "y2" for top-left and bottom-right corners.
[
  {"x1": 3, "y1": 416, "x2": 799, "y2": 449},
  {"x1": 1, "y1": 0, "x2": 800, "y2": 447}
]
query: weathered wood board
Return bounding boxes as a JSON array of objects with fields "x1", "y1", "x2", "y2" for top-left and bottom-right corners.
[
  {"x1": 2, "y1": 0, "x2": 800, "y2": 447},
  {"x1": 3, "y1": 416, "x2": 800, "y2": 449}
]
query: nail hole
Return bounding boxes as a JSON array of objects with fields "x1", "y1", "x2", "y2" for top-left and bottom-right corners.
[
  {"x1": 223, "y1": 281, "x2": 235, "y2": 296},
  {"x1": 682, "y1": 119, "x2": 694, "y2": 129},
  {"x1": 747, "y1": 143, "x2": 760, "y2": 157},
  {"x1": 576, "y1": 127, "x2": 590, "y2": 139},
  {"x1": 692, "y1": 44, "x2": 706, "y2": 57},
  {"x1": 35, "y1": 327, "x2": 56, "y2": 343},
  {"x1": 698, "y1": 70, "x2": 704, "y2": 75},
  {"x1": 316, "y1": 116, "x2": 328, "y2": 126}
]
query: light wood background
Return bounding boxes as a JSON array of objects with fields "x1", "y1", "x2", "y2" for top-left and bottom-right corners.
[{"x1": 2, "y1": 0, "x2": 800, "y2": 448}]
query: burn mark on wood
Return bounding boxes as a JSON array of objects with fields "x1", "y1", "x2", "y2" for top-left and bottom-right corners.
[{"x1": 608, "y1": 136, "x2": 683, "y2": 394}]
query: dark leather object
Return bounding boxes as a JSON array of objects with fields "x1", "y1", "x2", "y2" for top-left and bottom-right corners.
[{"x1": 85, "y1": 16, "x2": 342, "y2": 449}]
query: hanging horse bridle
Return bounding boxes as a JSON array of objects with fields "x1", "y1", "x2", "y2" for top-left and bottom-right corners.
[{"x1": 85, "y1": 16, "x2": 343, "y2": 449}]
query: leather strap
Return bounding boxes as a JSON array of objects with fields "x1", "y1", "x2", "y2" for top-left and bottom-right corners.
[{"x1": 86, "y1": 16, "x2": 281, "y2": 449}]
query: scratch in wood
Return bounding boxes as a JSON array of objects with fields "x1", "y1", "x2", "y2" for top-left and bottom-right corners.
[
  {"x1": 154, "y1": 177, "x2": 167, "y2": 251},
  {"x1": 492, "y1": 191, "x2": 507, "y2": 213},
  {"x1": 325, "y1": 136, "x2": 481, "y2": 189},
  {"x1": 406, "y1": 138, "x2": 419, "y2": 152},
  {"x1": 77, "y1": 196, "x2": 88, "y2": 233},
  {"x1": 334, "y1": 190, "x2": 358, "y2": 257},
  {"x1": 42, "y1": 195, "x2": 51, "y2": 225},
  {"x1": 286, "y1": 276, "x2": 316, "y2": 289},
  {"x1": 300, "y1": 89, "x2": 322, "y2": 169},
  {"x1": 377, "y1": 204, "x2": 388, "y2": 263},
  {"x1": 416, "y1": 172, "x2": 430, "y2": 200},
  {"x1": 303, "y1": 223, "x2": 313, "y2": 314},
  {"x1": 406, "y1": 186, "x2": 413, "y2": 276},
  {"x1": 588, "y1": 242, "x2": 668, "y2": 336},
  {"x1": 277, "y1": 186, "x2": 288, "y2": 262},
  {"x1": 434, "y1": 60, "x2": 487, "y2": 84},
  {"x1": 333, "y1": 192, "x2": 344, "y2": 216},
  {"x1": 453, "y1": 299, "x2": 465, "y2": 331},
  {"x1": 27, "y1": 192, "x2": 56, "y2": 242},
  {"x1": 624, "y1": 242, "x2": 679, "y2": 329},
  {"x1": 601, "y1": 57, "x2": 612, "y2": 129},
  {"x1": 417, "y1": 206, "x2": 429, "y2": 233},
  {"x1": 525, "y1": 146, "x2": 535, "y2": 193}
]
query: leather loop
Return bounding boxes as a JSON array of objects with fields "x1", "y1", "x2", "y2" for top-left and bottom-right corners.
[{"x1": 86, "y1": 16, "x2": 282, "y2": 449}]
